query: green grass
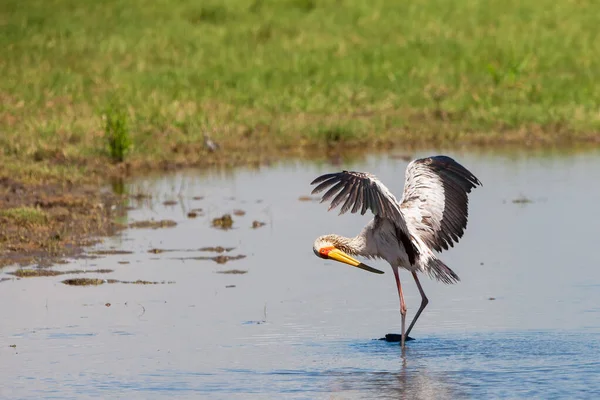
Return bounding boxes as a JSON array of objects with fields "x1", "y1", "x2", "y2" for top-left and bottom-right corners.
[
  {"x1": 2, "y1": 0, "x2": 600, "y2": 177},
  {"x1": 103, "y1": 99, "x2": 131, "y2": 162},
  {"x1": 0, "y1": 207, "x2": 48, "y2": 225}
]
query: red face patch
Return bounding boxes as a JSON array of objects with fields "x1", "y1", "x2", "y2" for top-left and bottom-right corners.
[{"x1": 319, "y1": 246, "x2": 335, "y2": 258}]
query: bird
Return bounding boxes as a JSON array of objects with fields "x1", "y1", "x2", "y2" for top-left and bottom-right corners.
[
  {"x1": 310, "y1": 155, "x2": 482, "y2": 348},
  {"x1": 203, "y1": 132, "x2": 220, "y2": 152}
]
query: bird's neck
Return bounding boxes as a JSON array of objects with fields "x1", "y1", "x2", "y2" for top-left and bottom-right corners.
[{"x1": 331, "y1": 234, "x2": 367, "y2": 256}]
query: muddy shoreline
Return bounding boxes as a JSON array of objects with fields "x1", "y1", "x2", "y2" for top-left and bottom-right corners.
[{"x1": 0, "y1": 177, "x2": 127, "y2": 268}]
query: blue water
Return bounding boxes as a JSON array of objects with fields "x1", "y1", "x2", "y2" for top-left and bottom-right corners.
[
  {"x1": 153, "y1": 332, "x2": 599, "y2": 399},
  {"x1": 1, "y1": 149, "x2": 600, "y2": 399},
  {"x1": 5, "y1": 332, "x2": 597, "y2": 399}
]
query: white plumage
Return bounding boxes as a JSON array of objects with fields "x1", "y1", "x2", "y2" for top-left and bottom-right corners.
[{"x1": 310, "y1": 155, "x2": 482, "y2": 347}]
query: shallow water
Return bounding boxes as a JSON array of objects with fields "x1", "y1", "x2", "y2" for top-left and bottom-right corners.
[{"x1": 1, "y1": 149, "x2": 600, "y2": 399}]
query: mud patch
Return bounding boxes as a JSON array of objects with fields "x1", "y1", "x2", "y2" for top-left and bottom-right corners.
[
  {"x1": 89, "y1": 250, "x2": 133, "y2": 255},
  {"x1": 251, "y1": 220, "x2": 266, "y2": 229},
  {"x1": 298, "y1": 196, "x2": 319, "y2": 202},
  {"x1": 131, "y1": 193, "x2": 152, "y2": 200},
  {"x1": 211, "y1": 214, "x2": 233, "y2": 230},
  {"x1": 8, "y1": 268, "x2": 61, "y2": 277},
  {"x1": 233, "y1": 209, "x2": 246, "y2": 216},
  {"x1": 148, "y1": 248, "x2": 166, "y2": 254},
  {"x1": 62, "y1": 278, "x2": 175, "y2": 286},
  {"x1": 187, "y1": 208, "x2": 204, "y2": 218},
  {"x1": 62, "y1": 278, "x2": 106, "y2": 286},
  {"x1": 512, "y1": 196, "x2": 533, "y2": 204},
  {"x1": 129, "y1": 219, "x2": 177, "y2": 229},
  {"x1": 199, "y1": 246, "x2": 235, "y2": 253},
  {"x1": 0, "y1": 178, "x2": 125, "y2": 268},
  {"x1": 119, "y1": 279, "x2": 175, "y2": 285},
  {"x1": 148, "y1": 246, "x2": 235, "y2": 254},
  {"x1": 217, "y1": 269, "x2": 248, "y2": 274},
  {"x1": 8, "y1": 268, "x2": 114, "y2": 278},
  {"x1": 172, "y1": 254, "x2": 246, "y2": 264}
]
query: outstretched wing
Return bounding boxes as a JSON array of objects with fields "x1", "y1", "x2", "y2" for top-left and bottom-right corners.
[
  {"x1": 400, "y1": 155, "x2": 482, "y2": 253},
  {"x1": 310, "y1": 170, "x2": 420, "y2": 263},
  {"x1": 310, "y1": 170, "x2": 405, "y2": 223}
]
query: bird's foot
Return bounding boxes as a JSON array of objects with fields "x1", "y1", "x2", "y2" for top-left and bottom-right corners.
[{"x1": 379, "y1": 333, "x2": 415, "y2": 342}]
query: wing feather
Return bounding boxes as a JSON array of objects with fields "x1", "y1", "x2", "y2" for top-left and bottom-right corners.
[
  {"x1": 400, "y1": 155, "x2": 482, "y2": 253},
  {"x1": 321, "y1": 181, "x2": 345, "y2": 204},
  {"x1": 359, "y1": 183, "x2": 368, "y2": 215},
  {"x1": 310, "y1": 170, "x2": 409, "y2": 234},
  {"x1": 341, "y1": 182, "x2": 360, "y2": 214},
  {"x1": 330, "y1": 182, "x2": 353, "y2": 210}
]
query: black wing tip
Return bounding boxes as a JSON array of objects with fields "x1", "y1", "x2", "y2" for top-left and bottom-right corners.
[
  {"x1": 310, "y1": 171, "x2": 359, "y2": 185},
  {"x1": 418, "y1": 155, "x2": 483, "y2": 188},
  {"x1": 309, "y1": 171, "x2": 356, "y2": 213},
  {"x1": 310, "y1": 173, "x2": 337, "y2": 186}
]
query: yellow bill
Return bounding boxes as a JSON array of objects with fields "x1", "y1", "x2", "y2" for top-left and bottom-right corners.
[{"x1": 327, "y1": 248, "x2": 384, "y2": 274}]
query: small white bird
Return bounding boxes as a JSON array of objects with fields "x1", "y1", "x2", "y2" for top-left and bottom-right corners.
[
  {"x1": 203, "y1": 133, "x2": 220, "y2": 152},
  {"x1": 310, "y1": 155, "x2": 482, "y2": 347}
]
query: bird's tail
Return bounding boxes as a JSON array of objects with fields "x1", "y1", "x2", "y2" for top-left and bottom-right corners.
[{"x1": 425, "y1": 257, "x2": 460, "y2": 284}]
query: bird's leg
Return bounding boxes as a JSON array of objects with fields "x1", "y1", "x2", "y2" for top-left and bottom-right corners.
[
  {"x1": 405, "y1": 271, "x2": 429, "y2": 338},
  {"x1": 393, "y1": 267, "x2": 408, "y2": 348}
]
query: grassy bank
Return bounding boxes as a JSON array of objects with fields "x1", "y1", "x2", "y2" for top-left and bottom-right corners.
[{"x1": 2, "y1": 0, "x2": 600, "y2": 181}]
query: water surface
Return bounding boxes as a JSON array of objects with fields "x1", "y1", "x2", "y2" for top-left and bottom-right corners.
[{"x1": 1, "y1": 149, "x2": 599, "y2": 399}]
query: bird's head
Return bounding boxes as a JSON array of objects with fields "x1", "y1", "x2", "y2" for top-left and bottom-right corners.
[{"x1": 312, "y1": 235, "x2": 384, "y2": 274}]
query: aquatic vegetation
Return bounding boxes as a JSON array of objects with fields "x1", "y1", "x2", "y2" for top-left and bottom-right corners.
[
  {"x1": 217, "y1": 269, "x2": 248, "y2": 274},
  {"x1": 171, "y1": 254, "x2": 246, "y2": 264},
  {"x1": 9, "y1": 268, "x2": 114, "y2": 278},
  {"x1": 103, "y1": 100, "x2": 131, "y2": 163},
  {"x1": 251, "y1": 221, "x2": 266, "y2": 229},
  {"x1": 211, "y1": 214, "x2": 234, "y2": 230},
  {"x1": 210, "y1": 255, "x2": 246, "y2": 264},
  {"x1": 129, "y1": 219, "x2": 178, "y2": 229},
  {"x1": 148, "y1": 246, "x2": 235, "y2": 254},
  {"x1": 62, "y1": 278, "x2": 107, "y2": 286},
  {"x1": 62, "y1": 278, "x2": 174, "y2": 286},
  {"x1": 512, "y1": 196, "x2": 533, "y2": 204},
  {"x1": 199, "y1": 247, "x2": 235, "y2": 253},
  {"x1": 89, "y1": 250, "x2": 133, "y2": 255}
]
